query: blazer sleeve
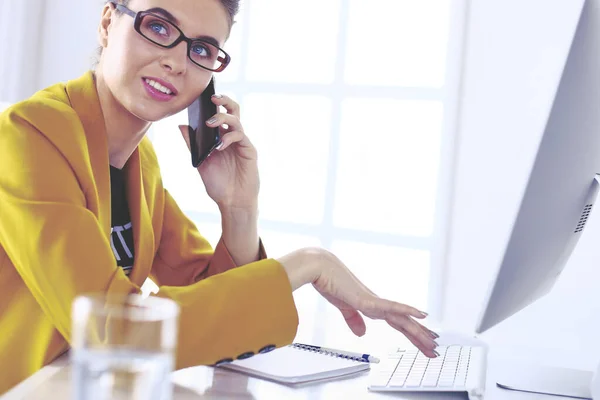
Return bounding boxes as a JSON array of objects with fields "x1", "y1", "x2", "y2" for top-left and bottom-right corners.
[
  {"x1": 151, "y1": 189, "x2": 268, "y2": 287},
  {"x1": 0, "y1": 106, "x2": 298, "y2": 370}
]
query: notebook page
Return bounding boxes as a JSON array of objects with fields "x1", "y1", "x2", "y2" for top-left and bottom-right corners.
[{"x1": 220, "y1": 346, "x2": 369, "y2": 383}]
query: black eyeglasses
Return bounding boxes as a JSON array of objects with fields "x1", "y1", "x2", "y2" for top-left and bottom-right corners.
[{"x1": 109, "y1": 1, "x2": 231, "y2": 72}]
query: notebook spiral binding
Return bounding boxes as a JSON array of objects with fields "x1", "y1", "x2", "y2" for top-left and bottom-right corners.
[{"x1": 291, "y1": 343, "x2": 363, "y2": 362}]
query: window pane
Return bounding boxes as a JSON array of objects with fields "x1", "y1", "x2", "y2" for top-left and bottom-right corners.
[
  {"x1": 319, "y1": 241, "x2": 430, "y2": 349},
  {"x1": 345, "y1": 0, "x2": 451, "y2": 87},
  {"x1": 244, "y1": 94, "x2": 332, "y2": 224},
  {"x1": 258, "y1": 229, "x2": 321, "y2": 259},
  {"x1": 245, "y1": 0, "x2": 341, "y2": 83},
  {"x1": 331, "y1": 241, "x2": 430, "y2": 308},
  {"x1": 333, "y1": 98, "x2": 443, "y2": 236}
]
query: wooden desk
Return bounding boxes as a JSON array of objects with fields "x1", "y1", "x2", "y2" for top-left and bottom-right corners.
[{"x1": 3, "y1": 344, "x2": 588, "y2": 399}]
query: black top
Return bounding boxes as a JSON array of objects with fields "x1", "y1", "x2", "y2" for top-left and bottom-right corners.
[{"x1": 109, "y1": 166, "x2": 135, "y2": 275}]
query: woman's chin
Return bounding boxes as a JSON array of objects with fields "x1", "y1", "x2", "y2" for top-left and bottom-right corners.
[{"x1": 128, "y1": 105, "x2": 172, "y2": 124}]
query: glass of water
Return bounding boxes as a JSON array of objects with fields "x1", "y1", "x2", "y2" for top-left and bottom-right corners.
[{"x1": 71, "y1": 293, "x2": 180, "y2": 400}]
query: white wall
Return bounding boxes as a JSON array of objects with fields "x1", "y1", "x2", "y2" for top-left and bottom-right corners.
[
  {"x1": 444, "y1": 0, "x2": 600, "y2": 365},
  {"x1": 36, "y1": 0, "x2": 102, "y2": 90},
  {"x1": 0, "y1": 0, "x2": 100, "y2": 103}
]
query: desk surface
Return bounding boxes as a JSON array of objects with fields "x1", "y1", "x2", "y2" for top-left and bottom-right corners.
[{"x1": 3, "y1": 343, "x2": 591, "y2": 400}]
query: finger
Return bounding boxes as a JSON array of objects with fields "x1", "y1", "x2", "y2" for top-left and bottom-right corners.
[
  {"x1": 178, "y1": 125, "x2": 192, "y2": 152},
  {"x1": 206, "y1": 112, "x2": 242, "y2": 133},
  {"x1": 217, "y1": 130, "x2": 251, "y2": 151},
  {"x1": 386, "y1": 300, "x2": 429, "y2": 320},
  {"x1": 359, "y1": 297, "x2": 427, "y2": 322},
  {"x1": 406, "y1": 317, "x2": 439, "y2": 348},
  {"x1": 393, "y1": 323, "x2": 431, "y2": 353},
  {"x1": 211, "y1": 94, "x2": 240, "y2": 118},
  {"x1": 386, "y1": 312, "x2": 437, "y2": 347},
  {"x1": 391, "y1": 322, "x2": 439, "y2": 359},
  {"x1": 413, "y1": 318, "x2": 440, "y2": 339},
  {"x1": 404, "y1": 314, "x2": 435, "y2": 335},
  {"x1": 387, "y1": 316, "x2": 438, "y2": 358},
  {"x1": 387, "y1": 314, "x2": 438, "y2": 355},
  {"x1": 338, "y1": 307, "x2": 367, "y2": 337},
  {"x1": 360, "y1": 298, "x2": 435, "y2": 346}
]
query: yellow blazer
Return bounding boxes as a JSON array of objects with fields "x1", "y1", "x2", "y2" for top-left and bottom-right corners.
[{"x1": 0, "y1": 71, "x2": 298, "y2": 393}]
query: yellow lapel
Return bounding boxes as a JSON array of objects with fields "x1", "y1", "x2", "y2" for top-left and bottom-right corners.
[{"x1": 65, "y1": 71, "x2": 111, "y2": 238}]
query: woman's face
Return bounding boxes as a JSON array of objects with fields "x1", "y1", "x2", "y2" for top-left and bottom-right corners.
[{"x1": 97, "y1": 0, "x2": 230, "y2": 122}]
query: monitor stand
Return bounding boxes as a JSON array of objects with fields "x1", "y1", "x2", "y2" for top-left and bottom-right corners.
[
  {"x1": 496, "y1": 365, "x2": 593, "y2": 399},
  {"x1": 492, "y1": 174, "x2": 600, "y2": 400}
]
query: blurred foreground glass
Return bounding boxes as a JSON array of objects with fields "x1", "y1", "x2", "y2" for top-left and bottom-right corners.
[{"x1": 71, "y1": 294, "x2": 180, "y2": 400}]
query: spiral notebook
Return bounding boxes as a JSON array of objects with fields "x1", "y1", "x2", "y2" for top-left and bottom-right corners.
[{"x1": 218, "y1": 343, "x2": 371, "y2": 385}]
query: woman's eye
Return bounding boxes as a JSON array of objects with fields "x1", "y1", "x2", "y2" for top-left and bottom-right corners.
[
  {"x1": 192, "y1": 45, "x2": 210, "y2": 58},
  {"x1": 149, "y1": 22, "x2": 168, "y2": 36}
]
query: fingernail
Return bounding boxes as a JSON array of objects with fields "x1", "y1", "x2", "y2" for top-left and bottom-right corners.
[
  {"x1": 212, "y1": 94, "x2": 223, "y2": 99},
  {"x1": 207, "y1": 117, "x2": 218, "y2": 125},
  {"x1": 430, "y1": 330, "x2": 440, "y2": 339},
  {"x1": 433, "y1": 350, "x2": 440, "y2": 357},
  {"x1": 420, "y1": 311, "x2": 428, "y2": 317},
  {"x1": 216, "y1": 142, "x2": 224, "y2": 150},
  {"x1": 433, "y1": 340, "x2": 439, "y2": 347}
]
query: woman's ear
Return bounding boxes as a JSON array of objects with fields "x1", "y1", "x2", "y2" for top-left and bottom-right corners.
[{"x1": 97, "y1": 3, "x2": 115, "y2": 49}]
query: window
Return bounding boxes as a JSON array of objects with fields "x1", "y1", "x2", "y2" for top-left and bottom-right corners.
[{"x1": 151, "y1": 0, "x2": 463, "y2": 348}]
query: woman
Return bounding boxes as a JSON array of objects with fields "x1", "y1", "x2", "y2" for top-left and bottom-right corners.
[{"x1": 0, "y1": 0, "x2": 439, "y2": 393}]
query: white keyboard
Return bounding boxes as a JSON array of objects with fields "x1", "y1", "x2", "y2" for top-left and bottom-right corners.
[{"x1": 369, "y1": 345, "x2": 487, "y2": 399}]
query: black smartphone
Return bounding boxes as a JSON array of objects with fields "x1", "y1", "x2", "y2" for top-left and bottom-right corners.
[{"x1": 188, "y1": 77, "x2": 222, "y2": 167}]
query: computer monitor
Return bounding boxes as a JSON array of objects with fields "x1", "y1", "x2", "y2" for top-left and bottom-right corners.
[{"x1": 474, "y1": 0, "x2": 600, "y2": 396}]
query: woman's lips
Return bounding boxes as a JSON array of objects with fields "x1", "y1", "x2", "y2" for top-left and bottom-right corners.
[{"x1": 142, "y1": 78, "x2": 175, "y2": 102}]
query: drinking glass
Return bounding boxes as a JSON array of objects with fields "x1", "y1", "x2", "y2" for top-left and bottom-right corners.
[{"x1": 71, "y1": 293, "x2": 180, "y2": 400}]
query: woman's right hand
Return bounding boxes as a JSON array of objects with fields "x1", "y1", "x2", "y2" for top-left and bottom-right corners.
[{"x1": 276, "y1": 247, "x2": 440, "y2": 358}]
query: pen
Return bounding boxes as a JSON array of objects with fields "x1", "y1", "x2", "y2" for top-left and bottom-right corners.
[{"x1": 294, "y1": 343, "x2": 380, "y2": 363}]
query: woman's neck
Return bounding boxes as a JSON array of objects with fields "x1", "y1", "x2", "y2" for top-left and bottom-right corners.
[{"x1": 94, "y1": 71, "x2": 151, "y2": 169}]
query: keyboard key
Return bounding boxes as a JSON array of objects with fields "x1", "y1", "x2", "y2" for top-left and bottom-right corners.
[
  {"x1": 389, "y1": 375, "x2": 408, "y2": 387},
  {"x1": 438, "y1": 379, "x2": 455, "y2": 387},
  {"x1": 455, "y1": 373, "x2": 467, "y2": 386},
  {"x1": 406, "y1": 373, "x2": 425, "y2": 381},
  {"x1": 439, "y1": 373, "x2": 456, "y2": 382},
  {"x1": 422, "y1": 378, "x2": 440, "y2": 387}
]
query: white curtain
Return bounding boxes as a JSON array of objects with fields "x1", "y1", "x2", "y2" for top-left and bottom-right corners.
[{"x1": 0, "y1": 0, "x2": 46, "y2": 103}]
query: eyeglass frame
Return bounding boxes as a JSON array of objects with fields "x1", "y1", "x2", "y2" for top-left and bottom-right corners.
[{"x1": 108, "y1": 1, "x2": 231, "y2": 72}]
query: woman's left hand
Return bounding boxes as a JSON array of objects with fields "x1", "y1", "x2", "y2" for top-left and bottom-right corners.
[{"x1": 179, "y1": 94, "x2": 259, "y2": 210}]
